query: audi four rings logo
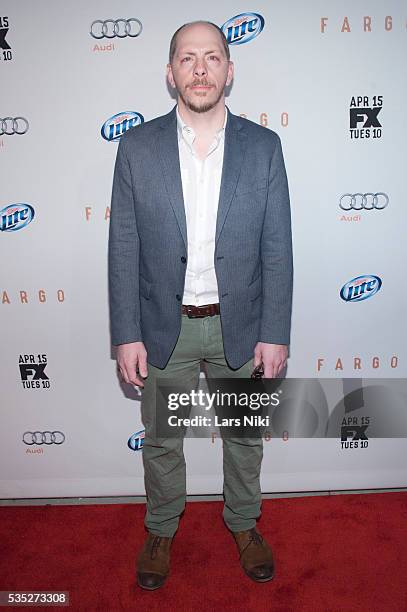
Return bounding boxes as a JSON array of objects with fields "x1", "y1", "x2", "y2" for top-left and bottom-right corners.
[
  {"x1": 23, "y1": 431, "x2": 65, "y2": 445},
  {"x1": 90, "y1": 18, "x2": 142, "y2": 39},
  {"x1": 339, "y1": 193, "x2": 389, "y2": 210},
  {"x1": 0, "y1": 117, "x2": 29, "y2": 135}
]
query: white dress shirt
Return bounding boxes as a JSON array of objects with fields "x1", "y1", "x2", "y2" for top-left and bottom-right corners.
[{"x1": 176, "y1": 106, "x2": 227, "y2": 306}]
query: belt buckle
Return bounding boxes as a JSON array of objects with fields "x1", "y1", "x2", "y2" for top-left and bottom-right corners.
[{"x1": 186, "y1": 305, "x2": 195, "y2": 318}]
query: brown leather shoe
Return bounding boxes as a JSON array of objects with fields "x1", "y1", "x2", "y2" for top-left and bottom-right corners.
[
  {"x1": 232, "y1": 528, "x2": 275, "y2": 582},
  {"x1": 136, "y1": 532, "x2": 173, "y2": 590}
]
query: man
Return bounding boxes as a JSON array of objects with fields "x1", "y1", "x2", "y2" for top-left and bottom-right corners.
[{"x1": 108, "y1": 21, "x2": 293, "y2": 590}]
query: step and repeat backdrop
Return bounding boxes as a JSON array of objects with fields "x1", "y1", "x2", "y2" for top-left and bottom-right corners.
[{"x1": 1, "y1": 0, "x2": 406, "y2": 498}]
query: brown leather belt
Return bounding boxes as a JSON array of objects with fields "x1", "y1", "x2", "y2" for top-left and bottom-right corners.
[{"x1": 181, "y1": 303, "x2": 220, "y2": 318}]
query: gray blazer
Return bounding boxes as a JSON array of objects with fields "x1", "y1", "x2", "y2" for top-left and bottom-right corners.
[{"x1": 108, "y1": 106, "x2": 293, "y2": 369}]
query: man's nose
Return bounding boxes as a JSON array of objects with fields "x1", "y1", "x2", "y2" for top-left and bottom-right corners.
[{"x1": 194, "y1": 59, "x2": 207, "y2": 77}]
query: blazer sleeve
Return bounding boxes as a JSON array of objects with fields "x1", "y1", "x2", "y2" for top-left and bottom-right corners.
[
  {"x1": 259, "y1": 134, "x2": 293, "y2": 345},
  {"x1": 108, "y1": 137, "x2": 143, "y2": 345}
]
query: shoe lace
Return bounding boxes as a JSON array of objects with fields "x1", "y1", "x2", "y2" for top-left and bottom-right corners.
[
  {"x1": 238, "y1": 529, "x2": 264, "y2": 557},
  {"x1": 248, "y1": 529, "x2": 263, "y2": 546},
  {"x1": 151, "y1": 536, "x2": 162, "y2": 559}
]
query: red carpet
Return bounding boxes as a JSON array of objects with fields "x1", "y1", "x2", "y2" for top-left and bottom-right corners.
[{"x1": 0, "y1": 492, "x2": 406, "y2": 611}]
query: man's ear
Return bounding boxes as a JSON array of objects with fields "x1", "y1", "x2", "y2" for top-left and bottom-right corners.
[
  {"x1": 226, "y1": 61, "x2": 234, "y2": 87},
  {"x1": 167, "y1": 63, "x2": 175, "y2": 89}
]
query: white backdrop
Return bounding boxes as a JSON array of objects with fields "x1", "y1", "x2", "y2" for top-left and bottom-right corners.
[{"x1": 1, "y1": 0, "x2": 406, "y2": 498}]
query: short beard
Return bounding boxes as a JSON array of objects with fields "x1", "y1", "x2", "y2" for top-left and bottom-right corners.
[{"x1": 178, "y1": 87, "x2": 224, "y2": 114}]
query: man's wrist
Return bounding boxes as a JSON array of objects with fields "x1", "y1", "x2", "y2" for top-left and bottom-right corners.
[
  {"x1": 257, "y1": 338, "x2": 289, "y2": 347},
  {"x1": 113, "y1": 335, "x2": 143, "y2": 346}
]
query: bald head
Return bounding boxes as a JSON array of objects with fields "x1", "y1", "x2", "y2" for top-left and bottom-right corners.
[{"x1": 169, "y1": 20, "x2": 230, "y2": 64}]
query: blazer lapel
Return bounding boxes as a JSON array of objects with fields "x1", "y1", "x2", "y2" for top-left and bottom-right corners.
[
  {"x1": 156, "y1": 107, "x2": 247, "y2": 249},
  {"x1": 156, "y1": 107, "x2": 187, "y2": 249},
  {"x1": 215, "y1": 110, "x2": 248, "y2": 244}
]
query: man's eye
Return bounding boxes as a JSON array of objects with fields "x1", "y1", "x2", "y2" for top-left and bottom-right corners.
[
  {"x1": 209, "y1": 55, "x2": 219, "y2": 61},
  {"x1": 181, "y1": 57, "x2": 191, "y2": 62}
]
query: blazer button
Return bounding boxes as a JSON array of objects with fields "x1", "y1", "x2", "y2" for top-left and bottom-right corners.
[
  {"x1": 176, "y1": 294, "x2": 182, "y2": 301},
  {"x1": 181, "y1": 256, "x2": 187, "y2": 263}
]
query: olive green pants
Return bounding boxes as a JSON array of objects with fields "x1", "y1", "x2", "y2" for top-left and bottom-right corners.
[{"x1": 140, "y1": 314, "x2": 263, "y2": 537}]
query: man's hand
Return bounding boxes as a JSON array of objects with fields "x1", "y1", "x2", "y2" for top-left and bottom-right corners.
[
  {"x1": 116, "y1": 341, "x2": 148, "y2": 388},
  {"x1": 254, "y1": 342, "x2": 288, "y2": 378}
]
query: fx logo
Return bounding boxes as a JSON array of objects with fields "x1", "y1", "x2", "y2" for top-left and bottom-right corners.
[
  {"x1": 349, "y1": 107, "x2": 382, "y2": 129},
  {"x1": 341, "y1": 425, "x2": 369, "y2": 441},
  {"x1": 0, "y1": 16, "x2": 10, "y2": 50},
  {"x1": 19, "y1": 363, "x2": 49, "y2": 380}
]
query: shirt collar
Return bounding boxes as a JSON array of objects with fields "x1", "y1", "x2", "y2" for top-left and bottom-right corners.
[{"x1": 176, "y1": 105, "x2": 227, "y2": 148}]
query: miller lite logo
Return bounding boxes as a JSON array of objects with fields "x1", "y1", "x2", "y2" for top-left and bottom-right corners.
[
  {"x1": 0, "y1": 203, "x2": 35, "y2": 232},
  {"x1": 128, "y1": 430, "x2": 145, "y2": 451},
  {"x1": 101, "y1": 111, "x2": 144, "y2": 142},
  {"x1": 221, "y1": 13, "x2": 265, "y2": 45},
  {"x1": 340, "y1": 275, "x2": 382, "y2": 303}
]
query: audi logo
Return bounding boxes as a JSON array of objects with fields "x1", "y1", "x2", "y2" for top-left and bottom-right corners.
[
  {"x1": 23, "y1": 431, "x2": 65, "y2": 445},
  {"x1": 90, "y1": 18, "x2": 143, "y2": 39},
  {"x1": 339, "y1": 193, "x2": 389, "y2": 211},
  {"x1": 0, "y1": 117, "x2": 29, "y2": 136}
]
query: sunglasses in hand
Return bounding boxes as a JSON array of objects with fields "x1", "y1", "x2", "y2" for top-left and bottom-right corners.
[{"x1": 251, "y1": 363, "x2": 264, "y2": 379}]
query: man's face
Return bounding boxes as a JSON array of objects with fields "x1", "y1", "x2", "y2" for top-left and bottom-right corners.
[{"x1": 167, "y1": 23, "x2": 233, "y2": 113}]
